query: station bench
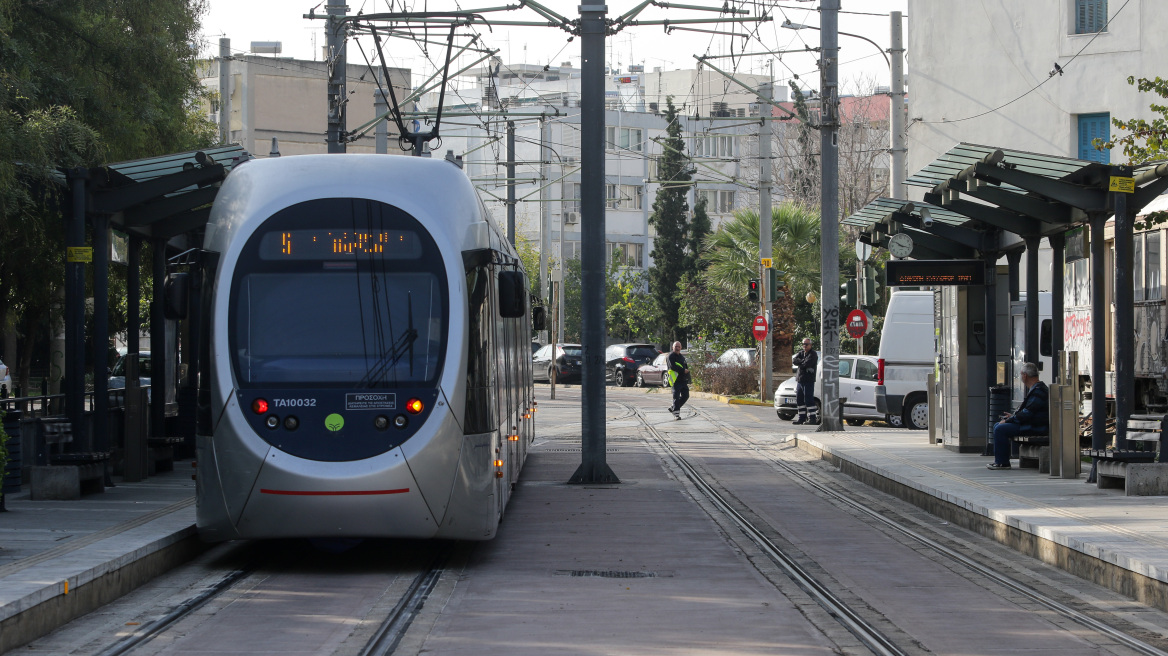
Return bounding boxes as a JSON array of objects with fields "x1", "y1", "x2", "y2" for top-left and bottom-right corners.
[
  {"x1": 1012, "y1": 434, "x2": 1051, "y2": 473},
  {"x1": 30, "y1": 420, "x2": 109, "y2": 500},
  {"x1": 147, "y1": 436, "x2": 184, "y2": 474},
  {"x1": 1083, "y1": 415, "x2": 1168, "y2": 495}
]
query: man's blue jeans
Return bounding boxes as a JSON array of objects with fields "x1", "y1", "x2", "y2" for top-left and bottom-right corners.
[{"x1": 992, "y1": 421, "x2": 1043, "y2": 465}]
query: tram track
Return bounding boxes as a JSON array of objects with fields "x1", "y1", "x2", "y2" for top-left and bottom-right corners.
[
  {"x1": 690, "y1": 405, "x2": 1168, "y2": 656},
  {"x1": 636, "y1": 398, "x2": 1168, "y2": 656},
  {"x1": 359, "y1": 552, "x2": 449, "y2": 656},
  {"x1": 625, "y1": 403, "x2": 908, "y2": 656}
]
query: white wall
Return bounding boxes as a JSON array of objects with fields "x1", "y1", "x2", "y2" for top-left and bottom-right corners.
[{"x1": 906, "y1": 0, "x2": 1161, "y2": 176}]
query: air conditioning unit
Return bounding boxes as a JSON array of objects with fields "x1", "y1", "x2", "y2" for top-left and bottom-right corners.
[{"x1": 564, "y1": 211, "x2": 580, "y2": 224}]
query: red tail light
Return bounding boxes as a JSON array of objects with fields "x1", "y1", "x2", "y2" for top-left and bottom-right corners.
[
  {"x1": 406, "y1": 398, "x2": 424, "y2": 414},
  {"x1": 252, "y1": 398, "x2": 269, "y2": 414},
  {"x1": 622, "y1": 357, "x2": 635, "y2": 363},
  {"x1": 876, "y1": 358, "x2": 885, "y2": 386}
]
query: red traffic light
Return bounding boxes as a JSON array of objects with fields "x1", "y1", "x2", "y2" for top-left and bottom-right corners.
[{"x1": 747, "y1": 278, "x2": 760, "y2": 302}]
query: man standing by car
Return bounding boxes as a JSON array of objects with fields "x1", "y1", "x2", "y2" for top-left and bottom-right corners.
[
  {"x1": 792, "y1": 338, "x2": 819, "y2": 425},
  {"x1": 667, "y1": 341, "x2": 689, "y2": 419}
]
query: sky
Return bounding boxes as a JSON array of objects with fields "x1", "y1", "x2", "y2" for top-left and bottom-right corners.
[{"x1": 199, "y1": 1, "x2": 909, "y2": 96}]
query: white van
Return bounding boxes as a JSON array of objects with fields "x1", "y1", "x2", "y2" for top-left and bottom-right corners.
[{"x1": 875, "y1": 291, "x2": 935, "y2": 430}]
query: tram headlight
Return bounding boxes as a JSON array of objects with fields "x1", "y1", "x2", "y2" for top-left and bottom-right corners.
[
  {"x1": 252, "y1": 398, "x2": 269, "y2": 414},
  {"x1": 406, "y1": 398, "x2": 424, "y2": 414},
  {"x1": 284, "y1": 416, "x2": 299, "y2": 431},
  {"x1": 393, "y1": 414, "x2": 409, "y2": 429},
  {"x1": 265, "y1": 415, "x2": 280, "y2": 429},
  {"x1": 374, "y1": 415, "x2": 390, "y2": 430}
]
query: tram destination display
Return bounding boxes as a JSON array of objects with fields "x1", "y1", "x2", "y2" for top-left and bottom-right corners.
[
  {"x1": 259, "y1": 229, "x2": 422, "y2": 260},
  {"x1": 885, "y1": 259, "x2": 985, "y2": 286}
]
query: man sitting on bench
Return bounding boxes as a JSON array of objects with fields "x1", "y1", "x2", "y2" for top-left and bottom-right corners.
[{"x1": 988, "y1": 362, "x2": 1049, "y2": 470}]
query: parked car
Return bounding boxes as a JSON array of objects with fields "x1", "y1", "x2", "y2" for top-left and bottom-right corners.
[
  {"x1": 605, "y1": 343, "x2": 660, "y2": 387},
  {"x1": 0, "y1": 357, "x2": 11, "y2": 396},
  {"x1": 109, "y1": 351, "x2": 152, "y2": 394},
  {"x1": 774, "y1": 353, "x2": 899, "y2": 427},
  {"x1": 710, "y1": 347, "x2": 757, "y2": 368},
  {"x1": 532, "y1": 344, "x2": 583, "y2": 382},
  {"x1": 531, "y1": 341, "x2": 542, "y2": 354},
  {"x1": 635, "y1": 352, "x2": 673, "y2": 387}
]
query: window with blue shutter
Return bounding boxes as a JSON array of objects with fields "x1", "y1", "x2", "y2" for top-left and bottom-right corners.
[
  {"x1": 1078, "y1": 113, "x2": 1110, "y2": 163},
  {"x1": 1076, "y1": 0, "x2": 1108, "y2": 34}
]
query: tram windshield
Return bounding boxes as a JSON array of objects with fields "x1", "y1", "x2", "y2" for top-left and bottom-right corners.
[{"x1": 229, "y1": 198, "x2": 448, "y2": 388}]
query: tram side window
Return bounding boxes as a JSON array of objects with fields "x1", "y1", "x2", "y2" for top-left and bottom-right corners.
[
  {"x1": 465, "y1": 267, "x2": 498, "y2": 434},
  {"x1": 1134, "y1": 236, "x2": 1144, "y2": 301}
]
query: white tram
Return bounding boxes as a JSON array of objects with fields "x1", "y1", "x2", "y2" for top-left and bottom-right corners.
[{"x1": 195, "y1": 155, "x2": 535, "y2": 541}]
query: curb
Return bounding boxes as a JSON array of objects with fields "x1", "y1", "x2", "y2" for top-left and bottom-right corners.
[{"x1": 0, "y1": 504, "x2": 204, "y2": 653}]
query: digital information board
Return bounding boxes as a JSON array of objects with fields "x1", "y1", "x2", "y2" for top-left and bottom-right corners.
[{"x1": 885, "y1": 259, "x2": 986, "y2": 286}]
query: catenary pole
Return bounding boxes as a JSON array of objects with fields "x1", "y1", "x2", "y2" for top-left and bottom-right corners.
[
  {"x1": 219, "y1": 38, "x2": 230, "y2": 145},
  {"x1": 889, "y1": 11, "x2": 906, "y2": 200},
  {"x1": 570, "y1": 4, "x2": 619, "y2": 484},
  {"x1": 507, "y1": 121, "x2": 516, "y2": 244},
  {"x1": 326, "y1": 0, "x2": 347, "y2": 153},
  {"x1": 759, "y1": 80, "x2": 773, "y2": 402},
  {"x1": 1113, "y1": 169, "x2": 1133, "y2": 448},
  {"x1": 540, "y1": 117, "x2": 551, "y2": 342},
  {"x1": 818, "y1": 0, "x2": 842, "y2": 431}
]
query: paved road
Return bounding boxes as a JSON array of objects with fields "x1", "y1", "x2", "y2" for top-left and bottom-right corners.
[{"x1": 11, "y1": 387, "x2": 1168, "y2": 655}]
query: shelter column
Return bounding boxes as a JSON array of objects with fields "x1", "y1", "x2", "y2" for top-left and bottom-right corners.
[
  {"x1": 151, "y1": 239, "x2": 168, "y2": 439},
  {"x1": 1050, "y1": 233, "x2": 1065, "y2": 382},
  {"x1": 1090, "y1": 215, "x2": 1107, "y2": 450},
  {"x1": 66, "y1": 169, "x2": 88, "y2": 447},
  {"x1": 1006, "y1": 249, "x2": 1022, "y2": 302},
  {"x1": 93, "y1": 212, "x2": 111, "y2": 478},
  {"x1": 1024, "y1": 236, "x2": 1040, "y2": 369},
  {"x1": 1113, "y1": 168, "x2": 1134, "y2": 448}
]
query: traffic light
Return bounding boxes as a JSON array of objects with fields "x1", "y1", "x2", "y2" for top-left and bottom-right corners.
[
  {"x1": 861, "y1": 265, "x2": 879, "y2": 307},
  {"x1": 747, "y1": 278, "x2": 760, "y2": 302},
  {"x1": 840, "y1": 279, "x2": 857, "y2": 308},
  {"x1": 768, "y1": 269, "x2": 786, "y2": 299}
]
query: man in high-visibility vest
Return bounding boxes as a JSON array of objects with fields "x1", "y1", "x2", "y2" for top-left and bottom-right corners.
[
  {"x1": 667, "y1": 341, "x2": 689, "y2": 419},
  {"x1": 792, "y1": 338, "x2": 819, "y2": 425}
]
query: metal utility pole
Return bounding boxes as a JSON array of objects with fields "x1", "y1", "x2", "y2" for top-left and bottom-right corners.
[
  {"x1": 889, "y1": 11, "x2": 906, "y2": 199},
  {"x1": 818, "y1": 0, "x2": 842, "y2": 431},
  {"x1": 759, "y1": 80, "x2": 774, "y2": 402},
  {"x1": 540, "y1": 118, "x2": 551, "y2": 340},
  {"x1": 569, "y1": 4, "x2": 619, "y2": 485},
  {"x1": 507, "y1": 121, "x2": 516, "y2": 245},
  {"x1": 219, "y1": 38, "x2": 230, "y2": 145},
  {"x1": 326, "y1": 0, "x2": 347, "y2": 153},
  {"x1": 65, "y1": 169, "x2": 87, "y2": 446}
]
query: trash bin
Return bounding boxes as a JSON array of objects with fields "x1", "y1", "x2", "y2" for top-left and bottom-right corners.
[{"x1": 985, "y1": 385, "x2": 1012, "y2": 456}]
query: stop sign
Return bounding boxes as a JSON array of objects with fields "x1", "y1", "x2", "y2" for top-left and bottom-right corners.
[
  {"x1": 752, "y1": 315, "x2": 769, "y2": 341},
  {"x1": 846, "y1": 309, "x2": 869, "y2": 339}
]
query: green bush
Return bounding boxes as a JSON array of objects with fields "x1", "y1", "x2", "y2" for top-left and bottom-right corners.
[{"x1": 698, "y1": 364, "x2": 759, "y2": 396}]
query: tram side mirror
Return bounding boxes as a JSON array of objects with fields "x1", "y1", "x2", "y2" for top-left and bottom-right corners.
[
  {"x1": 164, "y1": 273, "x2": 190, "y2": 320},
  {"x1": 498, "y1": 271, "x2": 526, "y2": 318},
  {"x1": 532, "y1": 305, "x2": 546, "y2": 331}
]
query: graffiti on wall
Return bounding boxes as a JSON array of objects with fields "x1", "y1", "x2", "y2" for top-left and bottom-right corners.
[
  {"x1": 1064, "y1": 309, "x2": 1092, "y2": 374},
  {"x1": 1134, "y1": 303, "x2": 1166, "y2": 378}
]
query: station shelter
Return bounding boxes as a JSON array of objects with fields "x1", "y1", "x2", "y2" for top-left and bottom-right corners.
[{"x1": 845, "y1": 143, "x2": 1168, "y2": 455}]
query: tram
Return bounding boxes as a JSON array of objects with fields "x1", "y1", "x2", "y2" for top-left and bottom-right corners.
[
  {"x1": 193, "y1": 154, "x2": 536, "y2": 541},
  {"x1": 1063, "y1": 195, "x2": 1168, "y2": 413}
]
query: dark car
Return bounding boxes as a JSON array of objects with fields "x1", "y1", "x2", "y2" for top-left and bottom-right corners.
[
  {"x1": 635, "y1": 352, "x2": 673, "y2": 387},
  {"x1": 605, "y1": 343, "x2": 660, "y2": 387},
  {"x1": 533, "y1": 343, "x2": 583, "y2": 382}
]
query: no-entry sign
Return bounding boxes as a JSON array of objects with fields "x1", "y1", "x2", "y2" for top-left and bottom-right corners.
[
  {"x1": 752, "y1": 315, "x2": 769, "y2": 341},
  {"x1": 846, "y1": 309, "x2": 870, "y2": 339}
]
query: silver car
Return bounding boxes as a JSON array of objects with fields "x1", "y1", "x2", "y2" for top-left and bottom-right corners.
[{"x1": 774, "y1": 353, "x2": 900, "y2": 427}]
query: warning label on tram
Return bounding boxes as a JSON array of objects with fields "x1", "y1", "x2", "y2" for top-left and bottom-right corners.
[{"x1": 346, "y1": 393, "x2": 397, "y2": 410}]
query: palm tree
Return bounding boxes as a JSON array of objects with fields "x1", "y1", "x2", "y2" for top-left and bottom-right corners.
[{"x1": 702, "y1": 201, "x2": 821, "y2": 364}]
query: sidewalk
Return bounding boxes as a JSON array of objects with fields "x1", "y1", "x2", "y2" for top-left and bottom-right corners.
[
  {"x1": 0, "y1": 468, "x2": 200, "y2": 653},
  {"x1": 791, "y1": 426, "x2": 1168, "y2": 612}
]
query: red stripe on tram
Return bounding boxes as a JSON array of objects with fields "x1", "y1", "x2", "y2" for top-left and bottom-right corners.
[{"x1": 259, "y1": 488, "x2": 410, "y2": 496}]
